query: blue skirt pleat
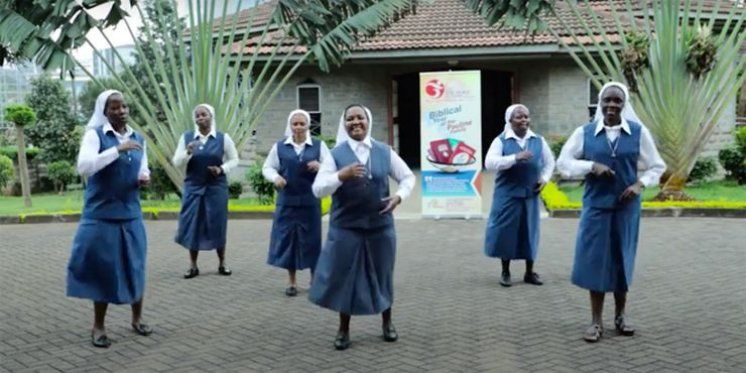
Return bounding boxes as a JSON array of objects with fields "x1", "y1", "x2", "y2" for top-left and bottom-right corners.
[
  {"x1": 309, "y1": 225, "x2": 396, "y2": 315},
  {"x1": 267, "y1": 203, "x2": 322, "y2": 270},
  {"x1": 66, "y1": 218, "x2": 147, "y2": 304},
  {"x1": 175, "y1": 185, "x2": 228, "y2": 251}
]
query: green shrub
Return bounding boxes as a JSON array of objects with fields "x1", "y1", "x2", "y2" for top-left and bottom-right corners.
[
  {"x1": 246, "y1": 158, "x2": 275, "y2": 205},
  {"x1": 687, "y1": 157, "x2": 717, "y2": 183},
  {"x1": 719, "y1": 127, "x2": 746, "y2": 185},
  {"x1": 145, "y1": 164, "x2": 178, "y2": 200},
  {"x1": 47, "y1": 160, "x2": 77, "y2": 193},
  {"x1": 735, "y1": 126, "x2": 746, "y2": 150},
  {"x1": 5, "y1": 104, "x2": 36, "y2": 127},
  {"x1": 314, "y1": 134, "x2": 336, "y2": 149},
  {"x1": 546, "y1": 134, "x2": 567, "y2": 158},
  {"x1": 0, "y1": 154, "x2": 13, "y2": 189},
  {"x1": 228, "y1": 181, "x2": 243, "y2": 199},
  {"x1": 0, "y1": 146, "x2": 40, "y2": 161}
]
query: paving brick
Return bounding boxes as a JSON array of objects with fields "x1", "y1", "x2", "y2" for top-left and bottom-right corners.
[{"x1": 1, "y1": 218, "x2": 745, "y2": 372}]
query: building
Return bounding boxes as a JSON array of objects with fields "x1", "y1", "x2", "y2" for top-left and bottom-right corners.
[
  {"x1": 0, "y1": 63, "x2": 41, "y2": 128},
  {"x1": 219, "y1": 0, "x2": 741, "y2": 168},
  {"x1": 92, "y1": 44, "x2": 137, "y2": 78}
]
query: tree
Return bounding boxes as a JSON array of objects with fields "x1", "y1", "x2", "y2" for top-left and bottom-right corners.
[
  {"x1": 0, "y1": 153, "x2": 13, "y2": 190},
  {"x1": 25, "y1": 76, "x2": 81, "y2": 164},
  {"x1": 0, "y1": 0, "x2": 131, "y2": 71},
  {"x1": 0, "y1": 0, "x2": 554, "y2": 68},
  {"x1": 550, "y1": 0, "x2": 746, "y2": 200},
  {"x1": 78, "y1": 76, "x2": 127, "y2": 120},
  {"x1": 4, "y1": 104, "x2": 36, "y2": 207},
  {"x1": 128, "y1": 0, "x2": 186, "y2": 125},
  {"x1": 1, "y1": 0, "x2": 556, "y2": 190},
  {"x1": 47, "y1": 160, "x2": 77, "y2": 194}
]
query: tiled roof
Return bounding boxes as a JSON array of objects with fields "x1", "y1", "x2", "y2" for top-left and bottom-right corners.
[
  {"x1": 221, "y1": 0, "x2": 743, "y2": 56},
  {"x1": 184, "y1": 0, "x2": 276, "y2": 37}
]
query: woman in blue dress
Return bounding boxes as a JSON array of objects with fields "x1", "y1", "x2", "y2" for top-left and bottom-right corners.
[
  {"x1": 262, "y1": 109, "x2": 331, "y2": 296},
  {"x1": 173, "y1": 104, "x2": 239, "y2": 279},
  {"x1": 484, "y1": 104, "x2": 555, "y2": 287},
  {"x1": 309, "y1": 104, "x2": 415, "y2": 350},
  {"x1": 67, "y1": 90, "x2": 153, "y2": 348},
  {"x1": 557, "y1": 82, "x2": 666, "y2": 342}
]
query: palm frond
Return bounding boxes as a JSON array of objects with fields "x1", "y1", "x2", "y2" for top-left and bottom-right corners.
[{"x1": 551, "y1": 0, "x2": 746, "y2": 195}]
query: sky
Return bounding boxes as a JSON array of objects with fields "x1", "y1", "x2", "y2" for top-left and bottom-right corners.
[{"x1": 74, "y1": 0, "x2": 257, "y2": 61}]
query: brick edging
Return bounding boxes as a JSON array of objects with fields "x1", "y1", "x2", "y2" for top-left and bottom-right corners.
[
  {"x1": 0, "y1": 211, "x2": 275, "y2": 225},
  {"x1": 548, "y1": 208, "x2": 746, "y2": 218}
]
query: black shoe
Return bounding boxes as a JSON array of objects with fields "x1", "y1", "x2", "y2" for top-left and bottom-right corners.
[
  {"x1": 334, "y1": 332, "x2": 350, "y2": 350},
  {"x1": 184, "y1": 267, "x2": 199, "y2": 279},
  {"x1": 499, "y1": 272, "x2": 512, "y2": 287},
  {"x1": 218, "y1": 265, "x2": 232, "y2": 276},
  {"x1": 131, "y1": 323, "x2": 153, "y2": 336},
  {"x1": 285, "y1": 286, "x2": 298, "y2": 297},
  {"x1": 91, "y1": 331, "x2": 111, "y2": 348},
  {"x1": 382, "y1": 323, "x2": 398, "y2": 342},
  {"x1": 524, "y1": 272, "x2": 543, "y2": 285}
]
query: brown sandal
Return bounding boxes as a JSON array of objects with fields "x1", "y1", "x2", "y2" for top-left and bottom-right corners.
[{"x1": 583, "y1": 323, "x2": 603, "y2": 343}]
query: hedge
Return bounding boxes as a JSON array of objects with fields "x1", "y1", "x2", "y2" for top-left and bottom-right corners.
[{"x1": 540, "y1": 182, "x2": 746, "y2": 210}]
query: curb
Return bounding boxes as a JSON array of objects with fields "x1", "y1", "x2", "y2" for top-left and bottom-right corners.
[
  {"x1": 0, "y1": 211, "x2": 274, "y2": 225},
  {"x1": 549, "y1": 208, "x2": 746, "y2": 218}
]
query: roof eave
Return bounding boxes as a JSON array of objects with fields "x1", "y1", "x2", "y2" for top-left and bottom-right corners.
[{"x1": 231, "y1": 42, "x2": 619, "y2": 64}]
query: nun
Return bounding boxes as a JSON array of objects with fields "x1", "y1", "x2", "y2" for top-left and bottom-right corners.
[
  {"x1": 66, "y1": 90, "x2": 153, "y2": 348},
  {"x1": 309, "y1": 104, "x2": 415, "y2": 350},
  {"x1": 557, "y1": 82, "x2": 665, "y2": 342},
  {"x1": 262, "y1": 109, "x2": 331, "y2": 296},
  {"x1": 484, "y1": 104, "x2": 555, "y2": 287},
  {"x1": 173, "y1": 104, "x2": 239, "y2": 279}
]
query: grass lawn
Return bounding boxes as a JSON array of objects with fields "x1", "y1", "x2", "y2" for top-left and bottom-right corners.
[
  {"x1": 558, "y1": 180, "x2": 746, "y2": 202},
  {"x1": 0, "y1": 190, "x2": 272, "y2": 216}
]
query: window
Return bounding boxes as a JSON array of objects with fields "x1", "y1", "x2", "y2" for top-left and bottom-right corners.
[
  {"x1": 588, "y1": 79, "x2": 600, "y2": 119},
  {"x1": 297, "y1": 82, "x2": 321, "y2": 136}
]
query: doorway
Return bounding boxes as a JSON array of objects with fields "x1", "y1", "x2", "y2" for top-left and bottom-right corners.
[{"x1": 392, "y1": 69, "x2": 514, "y2": 168}]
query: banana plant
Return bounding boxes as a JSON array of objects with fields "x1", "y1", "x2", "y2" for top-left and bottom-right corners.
[{"x1": 549, "y1": 0, "x2": 746, "y2": 200}]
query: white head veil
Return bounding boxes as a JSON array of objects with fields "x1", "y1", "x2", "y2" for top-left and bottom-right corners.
[
  {"x1": 193, "y1": 103, "x2": 216, "y2": 130},
  {"x1": 86, "y1": 90, "x2": 122, "y2": 129},
  {"x1": 502, "y1": 103, "x2": 529, "y2": 134},
  {"x1": 592, "y1": 82, "x2": 644, "y2": 126},
  {"x1": 336, "y1": 105, "x2": 373, "y2": 144},
  {"x1": 284, "y1": 109, "x2": 312, "y2": 139}
]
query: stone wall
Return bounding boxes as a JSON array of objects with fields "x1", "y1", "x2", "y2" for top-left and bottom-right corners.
[{"x1": 241, "y1": 57, "x2": 738, "y2": 174}]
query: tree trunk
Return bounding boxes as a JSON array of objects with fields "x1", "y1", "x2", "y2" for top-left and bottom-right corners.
[
  {"x1": 654, "y1": 171, "x2": 694, "y2": 201},
  {"x1": 15, "y1": 126, "x2": 32, "y2": 207}
]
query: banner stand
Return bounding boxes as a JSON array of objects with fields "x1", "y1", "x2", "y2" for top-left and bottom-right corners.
[{"x1": 419, "y1": 71, "x2": 483, "y2": 219}]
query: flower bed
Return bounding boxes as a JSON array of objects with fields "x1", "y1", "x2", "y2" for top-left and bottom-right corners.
[{"x1": 541, "y1": 181, "x2": 746, "y2": 213}]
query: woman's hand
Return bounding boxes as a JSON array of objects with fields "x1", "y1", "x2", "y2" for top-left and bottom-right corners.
[
  {"x1": 379, "y1": 196, "x2": 402, "y2": 214},
  {"x1": 116, "y1": 140, "x2": 142, "y2": 153},
  {"x1": 620, "y1": 180, "x2": 644, "y2": 202},
  {"x1": 186, "y1": 140, "x2": 201, "y2": 155},
  {"x1": 534, "y1": 181, "x2": 547, "y2": 193},
  {"x1": 338, "y1": 163, "x2": 366, "y2": 181},
  {"x1": 274, "y1": 176, "x2": 287, "y2": 189},
  {"x1": 138, "y1": 176, "x2": 151, "y2": 188},
  {"x1": 207, "y1": 165, "x2": 223, "y2": 177},
  {"x1": 515, "y1": 150, "x2": 533, "y2": 161},
  {"x1": 307, "y1": 160, "x2": 321, "y2": 173},
  {"x1": 591, "y1": 162, "x2": 616, "y2": 178}
]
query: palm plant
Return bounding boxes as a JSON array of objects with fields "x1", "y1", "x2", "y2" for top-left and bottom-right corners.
[
  {"x1": 83, "y1": 0, "x2": 427, "y2": 189},
  {"x1": 549, "y1": 0, "x2": 746, "y2": 200},
  {"x1": 1, "y1": 0, "x2": 560, "y2": 190}
]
